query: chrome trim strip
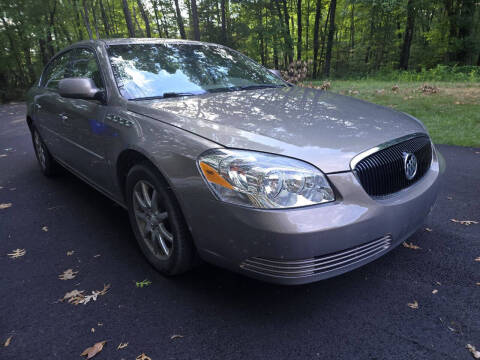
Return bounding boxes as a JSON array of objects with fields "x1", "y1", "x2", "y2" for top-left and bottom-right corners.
[{"x1": 350, "y1": 132, "x2": 429, "y2": 170}]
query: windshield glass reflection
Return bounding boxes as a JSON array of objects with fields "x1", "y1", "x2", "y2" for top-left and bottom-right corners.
[{"x1": 107, "y1": 43, "x2": 286, "y2": 100}]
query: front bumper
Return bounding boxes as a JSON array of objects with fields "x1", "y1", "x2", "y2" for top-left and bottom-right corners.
[{"x1": 189, "y1": 149, "x2": 443, "y2": 285}]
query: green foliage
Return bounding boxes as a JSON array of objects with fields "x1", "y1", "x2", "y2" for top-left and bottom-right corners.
[
  {"x1": 0, "y1": 0, "x2": 479, "y2": 103},
  {"x1": 135, "y1": 279, "x2": 152, "y2": 288}
]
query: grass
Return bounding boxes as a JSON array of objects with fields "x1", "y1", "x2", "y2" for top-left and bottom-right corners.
[{"x1": 306, "y1": 80, "x2": 480, "y2": 147}]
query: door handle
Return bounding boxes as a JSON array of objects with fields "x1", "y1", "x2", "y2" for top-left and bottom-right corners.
[{"x1": 60, "y1": 114, "x2": 69, "y2": 123}]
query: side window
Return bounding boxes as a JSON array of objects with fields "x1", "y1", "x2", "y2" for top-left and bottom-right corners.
[
  {"x1": 42, "y1": 52, "x2": 72, "y2": 90},
  {"x1": 70, "y1": 48, "x2": 104, "y2": 89}
]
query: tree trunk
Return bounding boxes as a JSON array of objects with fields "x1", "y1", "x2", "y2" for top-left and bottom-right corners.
[
  {"x1": 221, "y1": 0, "x2": 227, "y2": 44},
  {"x1": 122, "y1": 0, "x2": 136, "y2": 37},
  {"x1": 136, "y1": 0, "x2": 151, "y2": 37},
  {"x1": 151, "y1": 0, "x2": 163, "y2": 37},
  {"x1": 399, "y1": 0, "x2": 415, "y2": 70},
  {"x1": 350, "y1": 2, "x2": 354, "y2": 50},
  {"x1": 82, "y1": 0, "x2": 94, "y2": 39},
  {"x1": 173, "y1": 0, "x2": 186, "y2": 39},
  {"x1": 91, "y1": 2, "x2": 101, "y2": 39},
  {"x1": 312, "y1": 0, "x2": 321, "y2": 78},
  {"x1": 72, "y1": 0, "x2": 84, "y2": 40},
  {"x1": 282, "y1": 0, "x2": 294, "y2": 63},
  {"x1": 305, "y1": 0, "x2": 310, "y2": 59},
  {"x1": 297, "y1": 0, "x2": 302, "y2": 60},
  {"x1": 191, "y1": 0, "x2": 200, "y2": 40},
  {"x1": 323, "y1": 0, "x2": 336, "y2": 77},
  {"x1": 132, "y1": 4, "x2": 145, "y2": 37},
  {"x1": 99, "y1": 0, "x2": 111, "y2": 36}
]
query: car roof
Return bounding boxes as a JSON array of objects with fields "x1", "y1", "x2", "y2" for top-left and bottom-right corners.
[{"x1": 71, "y1": 38, "x2": 221, "y2": 47}]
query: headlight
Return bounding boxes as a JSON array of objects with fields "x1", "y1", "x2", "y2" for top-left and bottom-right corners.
[{"x1": 197, "y1": 149, "x2": 335, "y2": 209}]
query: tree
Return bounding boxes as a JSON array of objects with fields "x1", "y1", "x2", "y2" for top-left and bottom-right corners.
[
  {"x1": 312, "y1": 0, "x2": 321, "y2": 77},
  {"x1": 191, "y1": 0, "x2": 200, "y2": 40},
  {"x1": 323, "y1": 0, "x2": 336, "y2": 77},
  {"x1": 173, "y1": 0, "x2": 186, "y2": 39},
  {"x1": 136, "y1": 0, "x2": 151, "y2": 37},
  {"x1": 122, "y1": 0, "x2": 135, "y2": 37},
  {"x1": 297, "y1": 0, "x2": 302, "y2": 60},
  {"x1": 82, "y1": 0, "x2": 93, "y2": 39},
  {"x1": 399, "y1": 0, "x2": 416, "y2": 70}
]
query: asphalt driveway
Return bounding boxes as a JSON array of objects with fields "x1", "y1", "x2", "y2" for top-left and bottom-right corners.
[{"x1": 1, "y1": 103, "x2": 479, "y2": 359}]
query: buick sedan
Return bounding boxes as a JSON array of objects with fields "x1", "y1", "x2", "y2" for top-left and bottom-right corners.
[{"x1": 26, "y1": 39, "x2": 444, "y2": 284}]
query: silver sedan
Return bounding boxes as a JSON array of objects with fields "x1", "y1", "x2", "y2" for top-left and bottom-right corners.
[{"x1": 26, "y1": 39, "x2": 444, "y2": 285}]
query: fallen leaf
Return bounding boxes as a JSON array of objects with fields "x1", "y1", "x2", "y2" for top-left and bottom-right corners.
[
  {"x1": 4, "y1": 336, "x2": 12, "y2": 347},
  {"x1": 0, "y1": 154, "x2": 7, "y2": 158},
  {"x1": 136, "y1": 279, "x2": 152, "y2": 288},
  {"x1": 81, "y1": 341, "x2": 106, "y2": 359},
  {"x1": 425, "y1": 228, "x2": 433, "y2": 232},
  {"x1": 67, "y1": 250, "x2": 74, "y2": 256},
  {"x1": 93, "y1": 254, "x2": 101, "y2": 258},
  {"x1": 60, "y1": 289, "x2": 85, "y2": 302},
  {"x1": 466, "y1": 344, "x2": 480, "y2": 359},
  {"x1": 136, "y1": 354, "x2": 152, "y2": 360},
  {"x1": 69, "y1": 284, "x2": 110, "y2": 305},
  {"x1": 0, "y1": 203, "x2": 12, "y2": 209},
  {"x1": 476, "y1": 282, "x2": 480, "y2": 286},
  {"x1": 117, "y1": 342, "x2": 128, "y2": 350},
  {"x1": 447, "y1": 196, "x2": 453, "y2": 200},
  {"x1": 170, "y1": 334, "x2": 184, "y2": 340},
  {"x1": 407, "y1": 300, "x2": 419, "y2": 309},
  {"x1": 41, "y1": 226, "x2": 48, "y2": 232},
  {"x1": 436, "y1": 281, "x2": 442, "y2": 285},
  {"x1": 432, "y1": 289, "x2": 438, "y2": 294},
  {"x1": 97, "y1": 323, "x2": 103, "y2": 327},
  {"x1": 91, "y1": 328, "x2": 95, "y2": 333},
  {"x1": 403, "y1": 242, "x2": 421, "y2": 250},
  {"x1": 58, "y1": 269, "x2": 78, "y2": 280},
  {"x1": 451, "y1": 219, "x2": 479, "y2": 226},
  {"x1": 7, "y1": 248, "x2": 26, "y2": 259},
  {"x1": 475, "y1": 257, "x2": 480, "y2": 262}
]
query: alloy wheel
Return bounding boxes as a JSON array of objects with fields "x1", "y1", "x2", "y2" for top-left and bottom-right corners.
[
  {"x1": 132, "y1": 180, "x2": 173, "y2": 260},
  {"x1": 34, "y1": 131, "x2": 46, "y2": 170}
]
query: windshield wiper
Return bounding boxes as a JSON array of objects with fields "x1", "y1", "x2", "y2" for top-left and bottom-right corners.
[
  {"x1": 236, "y1": 84, "x2": 286, "y2": 91},
  {"x1": 129, "y1": 92, "x2": 203, "y2": 101}
]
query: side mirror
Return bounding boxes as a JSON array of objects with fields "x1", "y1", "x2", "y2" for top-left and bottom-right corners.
[
  {"x1": 58, "y1": 78, "x2": 105, "y2": 102},
  {"x1": 269, "y1": 69, "x2": 282, "y2": 78}
]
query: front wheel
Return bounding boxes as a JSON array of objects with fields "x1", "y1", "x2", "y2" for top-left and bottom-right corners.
[
  {"x1": 31, "y1": 128, "x2": 57, "y2": 176},
  {"x1": 126, "y1": 163, "x2": 196, "y2": 275}
]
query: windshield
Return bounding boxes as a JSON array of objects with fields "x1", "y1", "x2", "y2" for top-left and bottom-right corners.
[{"x1": 107, "y1": 43, "x2": 286, "y2": 100}]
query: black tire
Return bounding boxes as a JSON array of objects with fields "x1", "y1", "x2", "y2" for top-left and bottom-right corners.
[
  {"x1": 126, "y1": 162, "x2": 196, "y2": 275},
  {"x1": 31, "y1": 127, "x2": 58, "y2": 177}
]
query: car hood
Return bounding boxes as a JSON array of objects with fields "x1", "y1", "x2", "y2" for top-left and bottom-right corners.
[{"x1": 127, "y1": 86, "x2": 427, "y2": 173}]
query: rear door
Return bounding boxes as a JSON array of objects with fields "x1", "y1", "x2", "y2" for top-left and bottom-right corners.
[
  {"x1": 34, "y1": 50, "x2": 74, "y2": 160},
  {"x1": 56, "y1": 47, "x2": 111, "y2": 190}
]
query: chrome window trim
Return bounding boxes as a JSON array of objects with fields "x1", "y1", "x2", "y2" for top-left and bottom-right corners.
[{"x1": 349, "y1": 132, "x2": 429, "y2": 170}]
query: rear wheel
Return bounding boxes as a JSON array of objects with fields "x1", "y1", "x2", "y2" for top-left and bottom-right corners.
[
  {"x1": 126, "y1": 163, "x2": 195, "y2": 275},
  {"x1": 32, "y1": 128, "x2": 57, "y2": 176}
]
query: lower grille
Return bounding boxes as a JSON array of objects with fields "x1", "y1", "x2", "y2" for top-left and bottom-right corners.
[
  {"x1": 353, "y1": 135, "x2": 432, "y2": 197},
  {"x1": 240, "y1": 235, "x2": 392, "y2": 279}
]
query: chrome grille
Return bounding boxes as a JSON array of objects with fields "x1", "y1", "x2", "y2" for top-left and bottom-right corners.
[
  {"x1": 240, "y1": 235, "x2": 392, "y2": 279},
  {"x1": 353, "y1": 135, "x2": 432, "y2": 197}
]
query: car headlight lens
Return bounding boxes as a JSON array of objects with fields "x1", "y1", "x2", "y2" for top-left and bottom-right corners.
[{"x1": 197, "y1": 149, "x2": 335, "y2": 209}]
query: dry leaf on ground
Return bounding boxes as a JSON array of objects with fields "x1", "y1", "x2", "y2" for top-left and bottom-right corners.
[
  {"x1": 66, "y1": 284, "x2": 110, "y2": 305},
  {"x1": 4, "y1": 336, "x2": 12, "y2": 347},
  {"x1": 41, "y1": 226, "x2": 48, "y2": 232},
  {"x1": 170, "y1": 334, "x2": 184, "y2": 340},
  {"x1": 466, "y1": 344, "x2": 480, "y2": 359},
  {"x1": 136, "y1": 354, "x2": 152, "y2": 360},
  {"x1": 81, "y1": 341, "x2": 106, "y2": 359},
  {"x1": 0, "y1": 154, "x2": 7, "y2": 158},
  {"x1": 0, "y1": 203, "x2": 12, "y2": 209},
  {"x1": 403, "y1": 242, "x2": 421, "y2": 250},
  {"x1": 93, "y1": 254, "x2": 101, "y2": 258},
  {"x1": 91, "y1": 328, "x2": 95, "y2": 333},
  {"x1": 7, "y1": 249, "x2": 26, "y2": 258},
  {"x1": 432, "y1": 289, "x2": 438, "y2": 294},
  {"x1": 475, "y1": 257, "x2": 480, "y2": 262},
  {"x1": 60, "y1": 289, "x2": 85, "y2": 303},
  {"x1": 451, "y1": 219, "x2": 479, "y2": 226},
  {"x1": 66, "y1": 250, "x2": 74, "y2": 256},
  {"x1": 425, "y1": 228, "x2": 433, "y2": 232},
  {"x1": 117, "y1": 342, "x2": 128, "y2": 350},
  {"x1": 58, "y1": 269, "x2": 78, "y2": 280},
  {"x1": 407, "y1": 300, "x2": 419, "y2": 309}
]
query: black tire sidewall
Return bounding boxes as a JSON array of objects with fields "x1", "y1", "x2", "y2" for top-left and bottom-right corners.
[
  {"x1": 126, "y1": 163, "x2": 194, "y2": 275},
  {"x1": 31, "y1": 127, "x2": 55, "y2": 176}
]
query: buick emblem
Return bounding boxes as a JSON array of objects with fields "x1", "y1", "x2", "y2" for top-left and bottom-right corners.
[{"x1": 403, "y1": 152, "x2": 418, "y2": 180}]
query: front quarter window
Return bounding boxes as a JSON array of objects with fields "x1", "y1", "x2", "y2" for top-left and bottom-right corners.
[{"x1": 107, "y1": 43, "x2": 286, "y2": 100}]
